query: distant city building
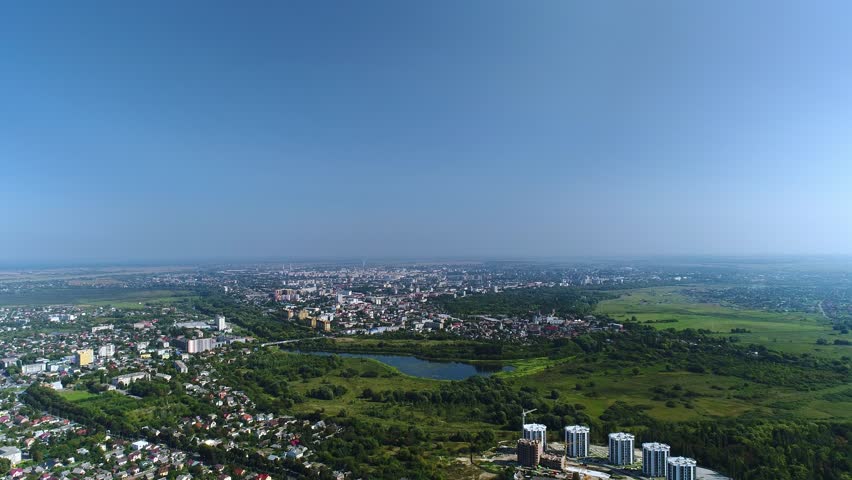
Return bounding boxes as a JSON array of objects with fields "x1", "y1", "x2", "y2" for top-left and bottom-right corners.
[
  {"x1": 319, "y1": 319, "x2": 332, "y2": 332},
  {"x1": 175, "y1": 321, "x2": 209, "y2": 330},
  {"x1": 642, "y1": 442, "x2": 671, "y2": 477},
  {"x1": 523, "y1": 423, "x2": 547, "y2": 449},
  {"x1": 75, "y1": 348, "x2": 94, "y2": 367},
  {"x1": 666, "y1": 457, "x2": 697, "y2": 480},
  {"x1": 113, "y1": 372, "x2": 150, "y2": 387},
  {"x1": 0, "y1": 358, "x2": 18, "y2": 368},
  {"x1": 274, "y1": 288, "x2": 300, "y2": 302},
  {"x1": 91, "y1": 324, "x2": 114, "y2": 333},
  {"x1": 174, "y1": 360, "x2": 188, "y2": 374},
  {"x1": 608, "y1": 432, "x2": 635, "y2": 465},
  {"x1": 564, "y1": 425, "x2": 590, "y2": 458},
  {"x1": 21, "y1": 363, "x2": 46, "y2": 375},
  {"x1": 516, "y1": 438, "x2": 542, "y2": 467},
  {"x1": 216, "y1": 315, "x2": 227, "y2": 331},
  {"x1": 98, "y1": 344, "x2": 116, "y2": 358},
  {"x1": 177, "y1": 337, "x2": 217, "y2": 354}
]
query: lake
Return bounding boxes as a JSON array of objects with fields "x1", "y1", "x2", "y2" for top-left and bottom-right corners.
[{"x1": 301, "y1": 351, "x2": 514, "y2": 380}]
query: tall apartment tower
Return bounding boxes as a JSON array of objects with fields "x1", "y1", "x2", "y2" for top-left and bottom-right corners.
[
  {"x1": 523, "y1": 423, "x2": 547, "y2": 449},
  {"x1": 564, "y1": 425, "x2": 590, "y2": 458},
  {"x1": 516, "y1": 438, "x2": 542, "y2": 467},
  {"x1": 75, "y1": 349, "x2": 94, "y2": 367},
  {"x1": 608, "y1": 432, "x2": 635, "y2": 465},
  {"x1": 642, "y1": 442, "x2": 671, "y2": 477},
  {"x1": 666, "y1": 457, "x2": 697, "y2": 480}
]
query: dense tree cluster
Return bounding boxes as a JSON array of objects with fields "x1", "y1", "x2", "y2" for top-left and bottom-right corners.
[
  {"x1": 127, "y1": 379, "x2": 171, "y2": 398},
  {"x1": 216, "y1": 350, "x2": 344, "y2": 410},
  {"x1": 432, "y1": 287, "x2": 614, "y2": 318},
  {"x1": 307, "y1": 384, "x2": 348, "y2": 400}
]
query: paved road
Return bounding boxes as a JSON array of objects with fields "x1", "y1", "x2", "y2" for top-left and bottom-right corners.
[
  {"x1": 260, "y1": 337, "x2": 323, "y2": 347},
  {"x1": 818, "y1": 300, "x2": 830, "y2": 320}
]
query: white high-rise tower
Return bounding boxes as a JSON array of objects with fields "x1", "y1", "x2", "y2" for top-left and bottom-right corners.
[{"x1": 564, "y1": 425, "x2": 590, "y2": 458}]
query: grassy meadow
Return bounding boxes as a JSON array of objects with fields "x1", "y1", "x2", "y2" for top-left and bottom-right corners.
[
  {"x1": 596, "y1": 286, "x2": 848, "y2": 358},
  {"x1": 279, "y1": 347, "x2": 852, "y2": 440}
]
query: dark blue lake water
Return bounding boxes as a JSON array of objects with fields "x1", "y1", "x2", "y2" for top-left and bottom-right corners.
[{"x1": 302, "y1": 351, "x2": 514, "y2": 380}]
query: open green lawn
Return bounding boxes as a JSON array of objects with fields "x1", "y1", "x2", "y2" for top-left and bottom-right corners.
[
  {"x1": 58, "y1": 390, "x2": 98, "y2": 402},
  {"x1": 596, "y1": 286, "x2": 848, "y2": 358}
]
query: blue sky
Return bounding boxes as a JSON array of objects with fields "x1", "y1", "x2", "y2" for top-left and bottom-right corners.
[{"x1": 2, "y1": 1, "x2": 851, "y2": 263}]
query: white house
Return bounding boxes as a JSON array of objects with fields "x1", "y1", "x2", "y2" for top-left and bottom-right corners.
[{"x1": 0, "y1": 446, "x2": 22, "y2": 465}]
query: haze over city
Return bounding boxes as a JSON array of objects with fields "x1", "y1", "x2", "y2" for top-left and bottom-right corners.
[{"x1": 3, "y1": 1, "x2": 852, "y2": 264}]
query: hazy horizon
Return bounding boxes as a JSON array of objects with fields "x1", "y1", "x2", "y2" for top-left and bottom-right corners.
[
  {"x1": 4, "y1": 254, "x2": 852, "y2": 272},
  {"x1": 3, "y1": 1, "x2": 852, "y2": 262}
]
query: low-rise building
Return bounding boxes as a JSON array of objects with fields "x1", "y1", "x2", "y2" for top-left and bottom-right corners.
[
  {"x1": 539, "y1": 453, "x2": 566, "y2": 470},
  {"x1": 174, "y1": 360, "x2": 188, "y2": 374},
  {"x1": 21, "y1": 363, "x2": 46, "y2": 375},
  {"x1": 98, "y1": 344, "x2": 116, "y2": 358},
  {"x1": 0, "y1": 446, "x2": 22, "y2": 465},
  {"x1": 113, "y1": 372, "x2": 151, "y2": 387}
]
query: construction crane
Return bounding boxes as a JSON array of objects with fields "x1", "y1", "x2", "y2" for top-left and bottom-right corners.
[{"x1": 521, "y1": 408, "x2": 537, "y2": 430}]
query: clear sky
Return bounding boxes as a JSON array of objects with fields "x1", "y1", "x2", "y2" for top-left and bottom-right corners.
[{"x1": 2, "y1": 1, "x2": 851, "y2": 263}]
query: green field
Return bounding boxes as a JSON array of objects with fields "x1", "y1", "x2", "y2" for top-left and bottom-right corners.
[
  {"x1": 514, "y1": 358, "x2": 852, "y2": 423},
  {"x1": 58, "y1": 390, "x2": 98, "y2": 402},
  {"x1": 279, "y1": 346, "x2": 852, "y2": 433},
  {"x1": 236, "y1": 355, "x2": 500, "y2": 435},
  {"x1": 596, "y1": 286, "x2": 848, "y2": 358},
  {"x1": 0, "y1": 287, "x2": 197, "y2": 307}
]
